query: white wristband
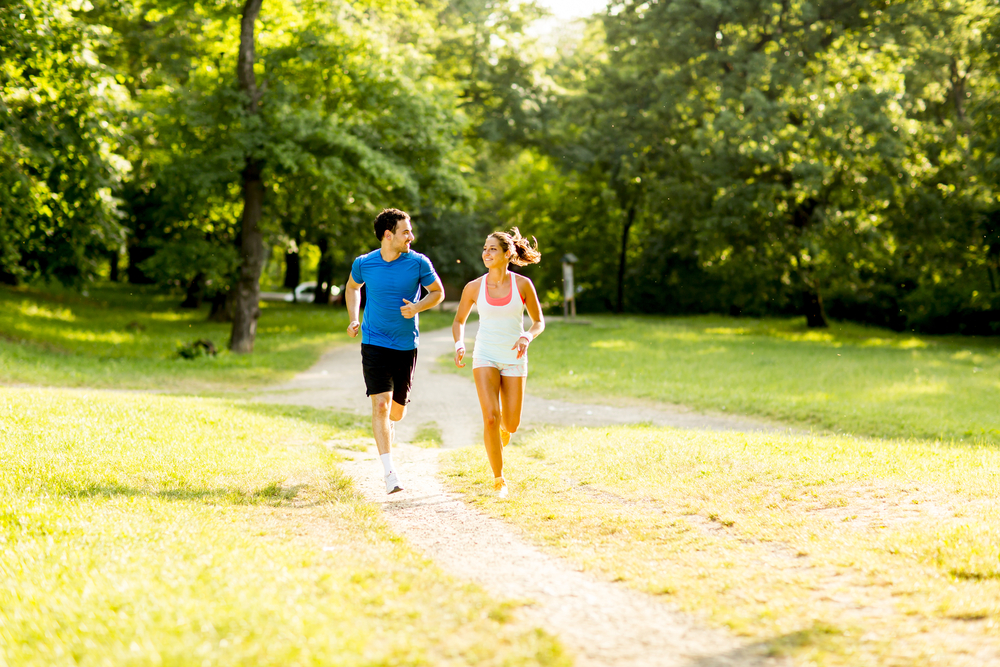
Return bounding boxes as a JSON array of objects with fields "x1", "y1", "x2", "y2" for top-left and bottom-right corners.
[
  {"x1": 455, "y1": 340, "x2": 465, "y2": 351},
  {"x1": 519, "y1": 333, "x2": 532, "y2": 343}
]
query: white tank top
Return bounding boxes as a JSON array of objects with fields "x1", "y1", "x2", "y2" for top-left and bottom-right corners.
[{"x1": 473, "y1": 274, "x2": 525, "y2": 364}]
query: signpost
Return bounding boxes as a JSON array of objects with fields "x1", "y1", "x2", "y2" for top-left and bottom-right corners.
[{"x1": 561, "y1": 253, "x2": 577, "y2": 318}]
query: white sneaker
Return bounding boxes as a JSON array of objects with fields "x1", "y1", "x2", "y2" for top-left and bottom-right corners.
[
  {"x1": 385, "y1": 471, "x2": 403, "y2": 494},
  {"x1": 494, "y1": 477, "x2": 509, "y2": 499}
]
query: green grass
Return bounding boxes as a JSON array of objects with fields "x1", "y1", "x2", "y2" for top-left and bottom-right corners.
[
  {"x1": 0, "y1": 386, "x2": 567, "y2": 666},
  {"x1": 412, "y1": 421, "x2": 444, "y2": 448},
  {"x1": 518, "y1": 315, "x2": 1000, "y2": 444},
  {"x1": 443, "y1": 425, "x2": 1000, "y2": 666},
  {"x1": 0, "y1": 284, "x2": 454, "y2": 391}
]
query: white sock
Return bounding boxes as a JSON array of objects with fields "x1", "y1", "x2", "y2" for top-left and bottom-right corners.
[{"x1": 380, "y1": 453, "x2": 394, "y2": 475}]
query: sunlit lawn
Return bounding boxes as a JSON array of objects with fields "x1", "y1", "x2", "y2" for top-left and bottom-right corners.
[
  {"x1": 518, "y1": 315, "x2": 1000, "y2": 444},
  {"x1": 444, "y1": 425, "x2": 1000, "y2": 667},
  {"x1": 0, "y1": 387, "x2": 565, "y2": 667},
  {"x1": 0, "y1": 284, "x2": 455, "y2": 391}
]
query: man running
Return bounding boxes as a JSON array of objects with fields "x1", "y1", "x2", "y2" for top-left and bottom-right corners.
[{"x1": 345, "y1": 208, "x2": 444, "y2": 494}]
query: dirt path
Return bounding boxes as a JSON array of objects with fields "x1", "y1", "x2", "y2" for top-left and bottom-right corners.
[
  {"x1": 255, "y1": 324, "x2": 791, "y2": 667},
  {"x1": 254, "y1": 322, "x2": 788, "y2": 442}
]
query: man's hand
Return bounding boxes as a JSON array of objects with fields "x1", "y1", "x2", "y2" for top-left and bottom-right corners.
[
  {"x1": 400, "y1": 299, "x2": 418, "y2": 319},
  {"x1": 347, "y1": 320, "x2": 361, "y2": 337},
  {"x1": 455, "y1": 346, "x2": 466, "y2": 368}
]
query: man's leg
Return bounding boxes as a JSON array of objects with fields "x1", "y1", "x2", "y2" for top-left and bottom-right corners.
[
  {"x1": 387, "y1": 401, "x2": 406, "y2": 447},
  {"x1": 372, "y1": 391, "x2": 403, "y2": 493},
  {"x1": 371, "y1": 391, "x2": 393, "y2": 455},
  {"x1": 385, "y1": 348, "x2": 414, "y2": 448}
]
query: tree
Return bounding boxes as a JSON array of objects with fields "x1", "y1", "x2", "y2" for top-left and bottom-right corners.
[
  {"x1": 0, "y1": 0, "x2": 129, "y2": 285},
  {"x1": 229, "y1": 0, "x2": 265, "y2": 353}
]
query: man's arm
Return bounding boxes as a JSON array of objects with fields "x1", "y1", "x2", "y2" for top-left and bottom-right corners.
[
  {"x1": 400, "y1": 278, "x2": 445, "y2": 319},
  {"x1": 345, "y1": 274, "x2": 363, "y2": 337}
]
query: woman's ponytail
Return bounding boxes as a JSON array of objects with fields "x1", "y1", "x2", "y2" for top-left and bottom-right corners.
[{"x1": 490, "y1": 227, "x2": 541, "y2": 266}]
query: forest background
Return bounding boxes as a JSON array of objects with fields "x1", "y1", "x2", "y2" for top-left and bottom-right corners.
[{"x1": 2, "y1": 0, "x2": 999, "y2": 351}]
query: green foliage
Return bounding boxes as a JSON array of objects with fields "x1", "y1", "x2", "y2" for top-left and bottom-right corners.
[
  {"x1": 500, "y1": 0, "x2": 1000, "y2": 331},
  {"x1": 4, "y1": 0, "x2": 998, "y2": 334},
  {"x1": 0, "y1": 0, "x2": 129, "y2": 285},
  {"x1": 116, "y1": 0, "x2": 474, "y2": 298},
  {"x1": 176, "y1": 338, "x2": 218, "y2": 359}
]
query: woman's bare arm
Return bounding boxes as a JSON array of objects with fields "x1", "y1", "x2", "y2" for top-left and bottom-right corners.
[
  {"x1": 451, "y1": 279, "x2": 480, "y2": 367},
  {"x1": 513, "y1": 275, "x2": 544, "y2": 359}
]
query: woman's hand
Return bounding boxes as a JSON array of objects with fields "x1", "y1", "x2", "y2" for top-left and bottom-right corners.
[
  {"x1": 455, "y1": 344, "x2": 466, "y2": 368},
  {"x1": 512, "y1": 335, "x2": 531, "y2": 359}
]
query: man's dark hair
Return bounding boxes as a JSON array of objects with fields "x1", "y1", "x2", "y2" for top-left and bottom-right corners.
[{"x1": 373, "y1": 208, "x2": 409, "y2": 241}]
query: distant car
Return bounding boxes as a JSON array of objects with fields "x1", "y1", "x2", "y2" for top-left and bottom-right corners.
[
  {"x1": 284, "y1": 281, "x2": 316, "y2": 302},
  {"x1": 284, "y1": 281, "x2": 343, "y2": 304}
]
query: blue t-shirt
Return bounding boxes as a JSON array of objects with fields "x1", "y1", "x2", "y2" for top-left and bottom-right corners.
[{"x1": 351, "y1": 250, "x2": 439, "y2": 350}]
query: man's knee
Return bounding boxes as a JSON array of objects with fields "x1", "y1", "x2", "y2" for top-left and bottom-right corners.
[
  {"x1": 372, "y1": 394, "x2": 392, "y2": 416},
  {"x1": 389, "y1": 401, "x2": 406, "y2": 422}
]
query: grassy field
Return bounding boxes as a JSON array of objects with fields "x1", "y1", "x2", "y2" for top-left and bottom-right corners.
[
  {"x1": 8, "y1": 286, "x2": 1000, "y2": 665},
  {"x1": 443, "y1": 426, "x2": 1000, "y2": 667},
  {"x1": 0, "y1": 284, "x2": 454, "y2": 391},
  {"x1": 0, "y1": 386, "x2": 565, "y2": 666},
  {"x1": 515, "y1": 315, "x2": 1000, "y2": 444}
]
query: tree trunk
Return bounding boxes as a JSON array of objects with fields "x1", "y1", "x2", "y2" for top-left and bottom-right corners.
[
  {"x1": 230, "y1": 159, "x2": 265, "y2": 351},
  {"x1": 209, "y1": 290, "x2": 234, "y2": 322},
  {"x1": 0, "y1": 265, "x2": 19, "y2": 286},
  {"x1": 314, "y1": 236, "x2": 334, "y2": 305},
  {"x1": 283, "y1": 249, "x2": 300, "y2": 290},
  {"x1": 181, "y1": 272, "x2": 205, "y2": 308},
  {"x1": 803, "y1": 288, "x2": 828, "y2": 328},
  {"x1": 126, "y1": 242, "x2": 155, "y2": 284},
  {"x1": 229, "y1": 0, "x2": 265, "y2": 353},
  {"x1": 108, "y1": 250, "x2": 120, "y2": 282},
  {"x1": 616, "y1": 202, "x2": 636, "y2": 314}
]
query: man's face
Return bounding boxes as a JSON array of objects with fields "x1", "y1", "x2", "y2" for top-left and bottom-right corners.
[{"x1": 386, "y1": 219, "x2": 414, "y2": 253}]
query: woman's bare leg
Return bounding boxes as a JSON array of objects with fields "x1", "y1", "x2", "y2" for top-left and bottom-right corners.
[
  {"x1": 499, "y1": 374, "x2": 526, "y2": 445},
  {"x1": 473, "y1": 367, "x2": 504, "y2": 478}
]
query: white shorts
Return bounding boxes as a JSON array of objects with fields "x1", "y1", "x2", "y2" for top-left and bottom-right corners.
[{"x1": 472, "y1": 357, "x2": 528, "y2": 377}]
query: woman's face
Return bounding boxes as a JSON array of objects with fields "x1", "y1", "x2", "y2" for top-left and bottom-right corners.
[{"x1": 482, "y1": 237, "x2": 509, "y2": 269}]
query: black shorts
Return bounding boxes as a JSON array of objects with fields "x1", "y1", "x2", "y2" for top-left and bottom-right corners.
[{"x1": 361, "y1": 344, "x2": 418, "y2": 406}]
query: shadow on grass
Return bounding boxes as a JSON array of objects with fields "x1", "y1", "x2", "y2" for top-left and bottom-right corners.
[
  {"x1": 54, "y1": 479, "x2": 304, "y2": 505},
  {"x1": 682, "y1": 621, "x2": 844, "y2": 665},
  {"x1": 228, "y1": 402, "x2": 368, "y2": 432}
]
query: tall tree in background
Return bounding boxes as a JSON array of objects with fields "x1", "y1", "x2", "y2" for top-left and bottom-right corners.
[{"x1": 229, "y1": 0, "x2": 265, "y2": 352}]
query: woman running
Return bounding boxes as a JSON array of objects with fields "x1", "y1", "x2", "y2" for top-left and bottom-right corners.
[{"x1": 453, "y1": 228, "x2": 544, "y2": 498}]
